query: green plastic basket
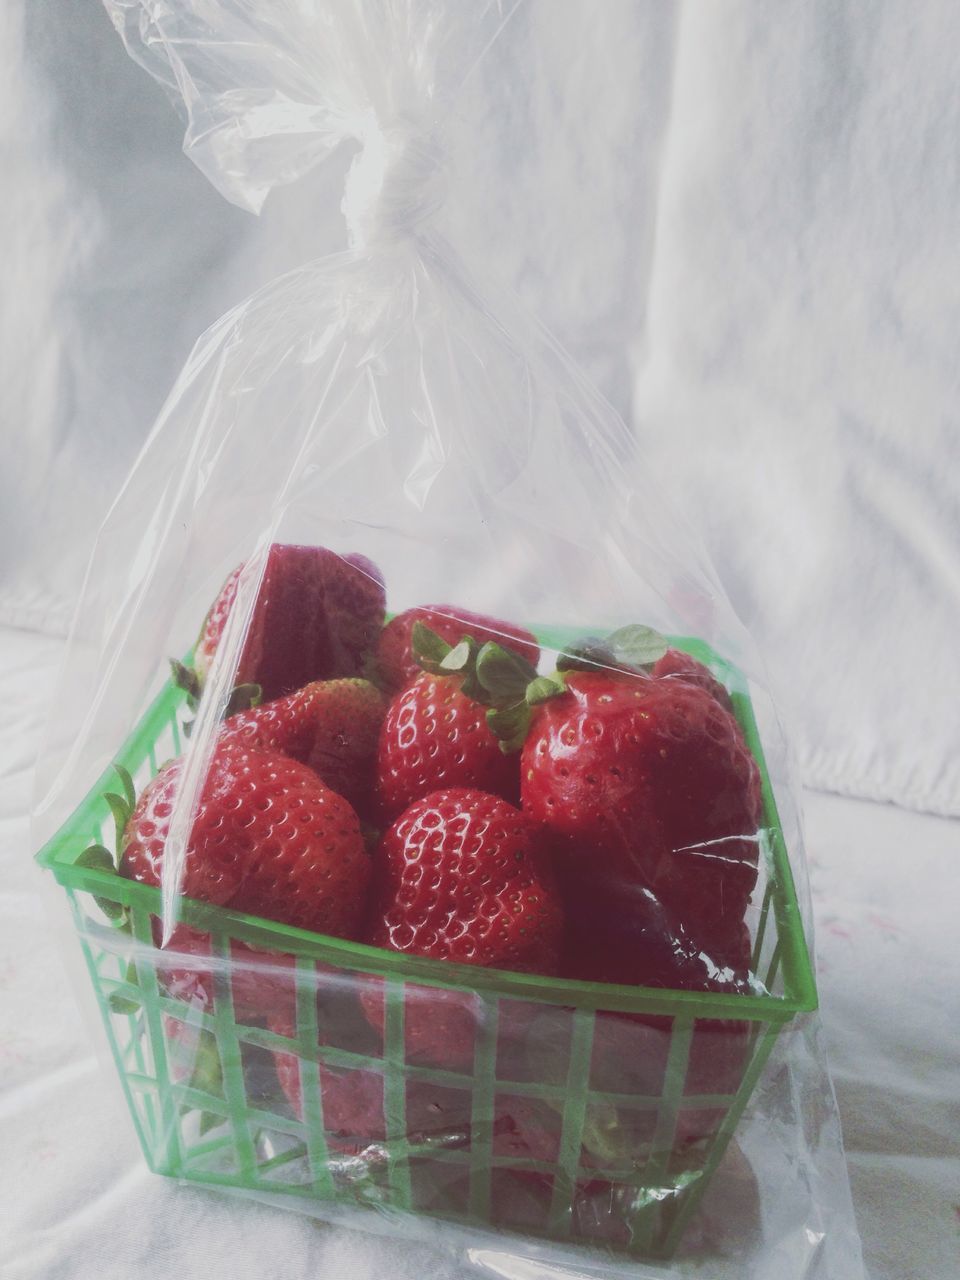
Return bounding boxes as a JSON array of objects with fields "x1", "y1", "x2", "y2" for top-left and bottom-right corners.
[{"x1": 36, "y1": 630, "x2": 816, "y2": 1260}]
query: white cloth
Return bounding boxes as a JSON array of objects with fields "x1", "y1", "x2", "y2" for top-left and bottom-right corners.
[
  {"x1": 3, "y1": 626, "x2": 957, "y2": 1279},
  {"x1": 630, "y1": 1, "x2": 960, "y2": 818}
]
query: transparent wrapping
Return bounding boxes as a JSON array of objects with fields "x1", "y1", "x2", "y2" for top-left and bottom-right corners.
[{"x1": 33, "y1": 2, "x2": 863, "y2": 1276}]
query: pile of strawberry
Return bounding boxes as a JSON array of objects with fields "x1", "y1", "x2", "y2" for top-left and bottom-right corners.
[{"x1": 115, "y1": 542, "x2": 763, "y2": 1177}]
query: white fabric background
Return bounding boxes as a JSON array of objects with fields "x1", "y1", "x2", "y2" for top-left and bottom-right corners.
[
  {"x1": 631, "y1": 2, "x2": 960, "y2": 817},
  {"x1": 2, "y1": 1, "x2": 959, "y2": 1276}
]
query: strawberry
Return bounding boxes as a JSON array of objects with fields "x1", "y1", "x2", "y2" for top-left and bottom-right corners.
[
  {"x1": 194, "y1": 544, "x2": 385, "y2": 701},
  {"x1": 499, "y1": 927, "x2": 754, "y2": 1181},
  {"x1": 218, "y1": 678, "x2": 386, "y2": 813},
  {"x1": 194, "y1": 563, "x2": 241, "y2": 684},
  {"x1": 217, "y1": 681, "x2": 326, "y2": 762},
  {"x1": 119, "y1": 746, "x2": 370, "y2": 938},
  {"x1": 306, "y1": 680, "x2": 386, "y2": 815},
  {"x1": 152, "y1": 924, "x2": 296, "y2": 1024},
  {"x1": 362, "y1": 788, "x2": 563, "y2": 1067},
  {"x1": 268, "y1": 973, "x2": 475, "y2": 1154},
  {"x1": 376, "y1": 673, "x2": 519, "y2": 819},
  {"x1": 520, "y1": 670, "x2": 762, "y2": 951},
  {"x1": 653, "y1": 647, "x2": 733, "y2": 713},
  {"x1": 367, "y1": 787, "x2": 561, "y2": 971},
  {"x1": 270, "y1": 1016, "x2": 386, "y2": 1152},
  {"x1": 377, "y1": 605, "x2": 539, "y2": 693}
]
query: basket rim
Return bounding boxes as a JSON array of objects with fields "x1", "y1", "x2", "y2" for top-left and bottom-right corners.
[{"x1": 36, "y1": 627, "x2": 818, "y2": 1021}]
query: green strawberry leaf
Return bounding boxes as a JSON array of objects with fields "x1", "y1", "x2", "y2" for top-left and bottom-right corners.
[
  {"x1": 606, "y1": 624, "x2": 668, "y2": 669},
  {"x1": 108, "y1": 991, "x2": 141, "y2": 1015},
  {"x1": 224, "y1": 682, "x2": 262, "y2": 718},
  {"x1": 187, "y1": 1029, "x2": 224, "y2": 1098},
  {"x1": 97, "y1": 898, "x2": 129, "y2": 926},
  {"x1": 103, "y1": 792, "x2": 132, "y2": 852},
  {"x1": 439, "y1": 637, "x2": 477, "y2": 675},
  {"x1": 108, "y1": 960, "x2": 140, "y2": 1014},
  {"x1": 168, "y1": 1027, "x2": 224, "y2": 1114},
  {"x1": 486, "y1": 702, "x2": 531, "y2": 754},
  {"x1": 75, "y1": 843, "x2": 116, "y2": 874},
  {"x1": 458, "y1": 667, "x2": 488, "y2": 704},
  {"x1": 555, "y1": 636, "x2": 614, "y2": 674},
  {"x1": 556, "y1": 624, "x2": 668, "y2": 677},
  {"x1": 172, "y1": 655, "x2": 262, "y2": 734},
  {"x1": 77, "y1": 843, "x2": 130, "y2": 927},
  {"x1": 198, "y1": 1110, "x2": 225, "y2": 1136},
  {"x1": 525, "y1": 674, "x2": 565, "y2": 705},
  {"x1": 170, "y1": 658, "x2": 202, "y2": 708},
  {"x1": 114, "y1": 764, "x2": 136, "y2": 813},
  {"x1": 411, "y1": 621, "x2": 452, "y2": 673},
  {"x1": 475, "y1": 642, "x2": 539, "y2": 705}
]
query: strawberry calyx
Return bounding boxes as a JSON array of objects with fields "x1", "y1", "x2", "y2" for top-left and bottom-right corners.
[
  {"x1": 412, "y1": 621, "x2": 564, "y2": 754},
  {"x1": 76, "y1": 764, "x2": 137, "y2": 933},
  {"x1": 170, "y1": 657, "x2": 262, "y2": 737},
  {"x1": 411, "y1": 621, "x2": 486, "y2": 701},
  {"x1": 413, "y1": 620, "x2": 670, "y2": 754},
  {"x1": 555, "y1": 624, "x2": 668, "y2": 677}
]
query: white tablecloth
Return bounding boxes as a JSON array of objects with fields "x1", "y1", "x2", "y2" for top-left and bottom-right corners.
[{"x1": 3, "y1": 625, "x2": 957, "y2": 1279}]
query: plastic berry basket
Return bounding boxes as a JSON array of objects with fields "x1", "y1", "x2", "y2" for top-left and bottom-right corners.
[{"x1": 35, "y1": 629, "x2": 817, "y2": 1260}]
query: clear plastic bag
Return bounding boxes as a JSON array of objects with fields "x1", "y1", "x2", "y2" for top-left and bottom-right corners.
[{"x1": 33, "y1": 2, "x2": 864, "y2": 1276}]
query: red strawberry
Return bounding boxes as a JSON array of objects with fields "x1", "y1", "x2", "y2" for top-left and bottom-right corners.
[
  {"x1": 217, "y1": 681, "x2": 325, "y2": 762},
  {"x1": 218, "y1": 678, "x2": 386, "y2": 813},
  {"x1": 362, "y1": 788, "x2": 563, "y2": 1067},
  {"x1": 367, "y1": 788, "x2": 561, "y2": 970},
  {"x1": 194, "y1": 563, "x2": 241, "y2": 684},
  {"x1": 595, "y1": 954, "x2": 754, "y2": 1170},
  {"x1": 521, "y1": 671, "x2": 762, "y2": 951},
  {"x1": 653, "y1": 647, "x2": 734, "y2": 713},
  {"x1": 268, "y1": 972, "x2": 477, "y2": 1154},
  {"x1": 195, "y1": 544, "x2": 385, "y2": 701},
  {"x1": 119, "y1": 746, "x2": 370, "y2": 938},
  {"x1": 376, "y1": 673, "x2": 519, "y2": 819},
  {"x1": 270, "y1": 1018, "x2": 386, "y2": 1151},
  {"x1": 152, "y1": 924, "x2": 296, "y2": 1024},
  {"x1": 377, "y1": 605, "x2": 539, "y2": 693},
  {"x1": 306, "y1": 680, "x2": 386, "y2": 814},
  {"x1": 500, "y1": 927, "x2": 754, "y2": 1179}
]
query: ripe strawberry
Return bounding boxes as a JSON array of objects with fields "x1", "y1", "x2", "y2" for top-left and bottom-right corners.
[
  {"x1": 194, "y1": 544, "x2": 385, "y2": 701},
  {"x1": 306, "y1": 680, "x2": 386, "y2": 814},
  {"x1": 152, "y1": 923, "x2": 296, "y2": 1024},
  {"x1": 194, "y1": 563, "x2": 241, "y2": 684},
  {"x1": 499, "y1": 926, "x2": 754, "y2": 1179},
  {"x1": 268, "y1": 974, "x2": 477, "y2": 1154},
  {"x1": 368, "y1": 788, "x2": 561, "y2": 970},
  {"x1": 377, "y1": 605, "x2": 539, "y2": 693},
  {"x1": 362, "y1": 788, "x2": 563, "y2": 1067},
  {"x1": 596, "y1": 946, "x2": 753, "y2": 1167},
  {"x1": 270, "y1": 1017, "x2": 386, "y2": 1152},
  {"x1": 217, "y1": 681, "x2": 326, "y2": 762},
  {"x1": 218, "y1": 678, "x2": 386, "y2": 813},
  {"x1": 271, "y1": 1021, "x2": 488, "y2": 1160},
  {"x1": 521, "y1": 671, "x2": 761, "y2": 950},
  {"x1": 653, "y1": 647, "x2": 733, "y2": 713},
  {"x1": 376, "y1": 673, "x2": 519, "y2": 819},
  {"x1": 119, "y1": 746, "x2": 370, "y2": 938}
]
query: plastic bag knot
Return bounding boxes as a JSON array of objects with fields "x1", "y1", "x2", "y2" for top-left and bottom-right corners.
[{"x1": 342, "y1": 112, "x2": 447, "y2": 250}]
